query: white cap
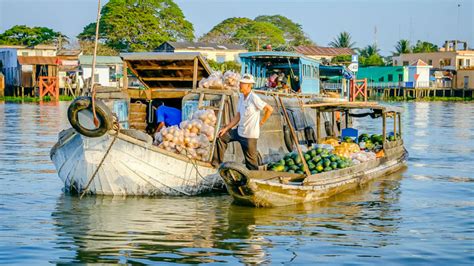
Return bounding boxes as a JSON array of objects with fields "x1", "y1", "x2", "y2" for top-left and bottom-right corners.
[{"x1": 240, "y1": 74, "x2": 255, "y2": 84}]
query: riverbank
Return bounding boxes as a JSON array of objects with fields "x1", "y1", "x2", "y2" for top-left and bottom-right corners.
[
  {"x1": 0, "y1": 96, "x2": 74, "y2": 103},
  {"x1": 380, "y1": 96, "x2": 473, "y2": 102}
]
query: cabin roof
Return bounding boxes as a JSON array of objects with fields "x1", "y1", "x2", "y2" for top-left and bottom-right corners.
[
  {"x1": 120, "y1": 52, "x2": 212, "y2": 91},
  {"x1": 303, "y1": 101, "x2": 404, "y2": 113},
  {"x1": 239, "y1": 51, "x2": 319, "y2": 63}
]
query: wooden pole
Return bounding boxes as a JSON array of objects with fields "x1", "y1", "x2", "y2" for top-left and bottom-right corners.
[
  {"x1": 208, "y1": 95, "x2": 226, "y2": 162},
  {"x1": 192, "y1": 57, "x2": 198, "y2": 90},
  {"x1": 382, "y1": 113, "x2": 386, "y2": 148},
  {"x1": 393, "y1": 113, "x2": 397, "y2": 136},
  {"x1": 122, "y1": 62, "x2": 128, "y2": 90},
  {"x1": 90, "y1": 0, "x2": 101, "y2": 126},
  {"x1": 316, "y1": 110, "x2": 320, "y2": 143},
  {"x1": 278, "y1": 96, "x2": 311, "y2": 176},
  {"x1": 398, "y1": 112, "x2": 402, "y2": 138}
]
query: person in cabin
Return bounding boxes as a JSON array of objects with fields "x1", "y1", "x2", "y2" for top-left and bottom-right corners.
[
  {"x1": 212, "y1": 74, "x2": 274, "y2": 170},
  {"x1": 266, "y1": 72, "x2": 278, "y2": 89},
  {"x1": 154, "y1": 103, "x2": 182, "y2": 133}
]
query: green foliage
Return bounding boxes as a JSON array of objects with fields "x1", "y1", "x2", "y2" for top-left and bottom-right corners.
[
  {"x1": 393, "y1": 39, "x2": 411, "y2": 55},
  {"x1": 254, "y1": 15, "x2": 313, "y2": 46},
  {"x1": 207, "y1": 59, "x2": 241, "y2": 72},
  {"x1": 0, "y1": 25, "x2": 67, "y2": 47},
  {"x1": 200, "y1": 15, "x2": 312, "y2": 50},
  {"x1": 79, "y1": 41, "x2": 119, "y2": 56},
  {"x1": 0, "y1": 95, "x2": 74, "y2": 103},
  {"x1": 359, "y1": 54, "x2": 385, "y2": 66},
  {"x1": 329, "y1": 31, "x2": 356, "y2": 49},
  {"x1": 234, "y1": 21, "x2": 285, "y2": 51},
  {"x1": 199, "y1": 17, "x2": 253, "y2": 44},
  {"x1": 358, "y1": 44, "x2": 380, "y2": 58},
  {"x1": 412, "y1": 40, "x2": 438, "y2": 53},
  {"x1": 77, "y1": 0, "x2": 194, "y2": 52},
  {"x1": 331, "y1": 55, "x2": 352, "y2": 64}
]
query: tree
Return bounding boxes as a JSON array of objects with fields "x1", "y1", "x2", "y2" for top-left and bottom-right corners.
[
  {"x1": 78, "y1": 41, "x2": 119, "y2": 56},
  {"x1": 358, "y1": 44, "x2": 380, "y2": 58},
  {"x1": 331, "y1": 55, "x2": 352, "y2": 64},
  {"x1": 199, "y1": 17, "x2": 253, "y2": 44},
  {"x1": 393, "y1": 39, "x2": 411, "y2": 55},
  {"x1": 254, "y1": 15, "x2": 313, "y2": 46},
  {"x1": 234, "y1": 21, "x2": 285, "y2": 51},
  {"x1": 77, "y1": 0, "x2": 194, "y2": 52},
  {"x1": 329, "y1": 31, "x2": 356, "y2": 49},
  {"x1": 358, "y1": 44, "x2": 384, "y2": 66},
  {"x1": 412, "y1": 40, "x2": 438, "y2": 53},
  {"x1": 0, "y1": 25, "x2": 67, "y2": 47},
  {"x1": 207, "y1": 59, "x2": 241, "y2": 73}
]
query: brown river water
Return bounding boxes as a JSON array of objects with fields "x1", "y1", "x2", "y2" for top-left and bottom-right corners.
[{"x1": 0, "y1": 101, "x2": 473, "y2": 265}]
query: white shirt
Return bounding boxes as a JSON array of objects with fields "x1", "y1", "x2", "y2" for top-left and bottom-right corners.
[{"x1": 237, "y1": 92, "x2": 267, "y2": 138}]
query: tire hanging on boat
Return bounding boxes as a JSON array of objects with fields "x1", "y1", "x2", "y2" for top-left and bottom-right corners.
[{"x1": 67, "y1": 96, "x2": 113, "y2": 138}]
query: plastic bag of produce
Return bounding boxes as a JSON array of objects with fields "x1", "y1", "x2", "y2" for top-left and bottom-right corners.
[{"x1": 223, "y1": 71, "x2": 241, "y2": 87}]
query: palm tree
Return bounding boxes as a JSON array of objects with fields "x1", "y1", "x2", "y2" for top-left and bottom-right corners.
[
  {"x1": 329, "y1": 31, "x2": 356, "y2": 49},
  {"x1": 393, "y1": 39, "x2": 411, "y2": 55},
  {"x1": 358, "y1": 43, "x2": 380, "y2": 57}
]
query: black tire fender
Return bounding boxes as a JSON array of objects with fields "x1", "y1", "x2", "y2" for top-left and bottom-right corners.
[{"x1": 67, "y1": 96, "x2": 113, "y2": 138}]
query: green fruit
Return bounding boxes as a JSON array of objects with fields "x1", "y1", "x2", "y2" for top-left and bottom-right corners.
[
  {"x1": 312, "y1": 155, "x2": 322, "y2": 163},
  {"x1": 308, "y1": 162, "x2": 316, "y2": 170},
  {"x1": 316, "y1": 165, "x2": 324, "y2": 172},
  {"x1": 294, "y1": 156, "x2": 302, "y2": 164},
  {"x1": 331, "y1": 162, "x2": 338, "y2": 169},
  {"x1": 286, "y1": 159, "x2": 295, "y2": 166},
  {"x1": 272, "y1": 165, "x2": 285, "y2": 172},
  {"x1": 288, "y1": 169, "x2": 295, "y2": 173},
  {"x1": 296, "y1": 170, "x2": 304, "y2": 174},
  {"x1": 279, "y1": 159, "x2": 285, "y2": 166},
  {"x1": 284, "y1": 166, "x2": 289, "y2": 172},
  {"x1": 310, "y1": 149, "x2": 317, "y2": 157},
  {"x1": 284, "y1": 153, "x2": 292, "y2": 160},
  {"x1": 324, "y1": 166, "x2": 332, "y2": 172},
  {"x1": 304, "y1": 154, "x2": 311, "y2": 161},
  {"x1": 310, "y1": 170, "x2": 318, "y2": 175},
  {"x1": 338, "y1": 162, "x2": 346, "y2": 169},
  {"x1": 330, "y1": 155, "x2": 337, "y2": 162},
  {"x1": 323, "y1": 159, "x2": 331, "y2": 167},
  {"x1": 321, "y1": 152, "x2": 329, "y2": 158},
  {"x1": 290, "y1": 165, "x2": 299, "y2": 171}
]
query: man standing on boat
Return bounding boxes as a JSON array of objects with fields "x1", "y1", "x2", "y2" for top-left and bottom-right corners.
[{"x1": 212, "y1": 74, "x2": 274, "y2": 170}]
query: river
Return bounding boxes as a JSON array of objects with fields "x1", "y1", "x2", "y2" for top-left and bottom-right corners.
[{"x1": 0, "y1": 101, "x2": 473, "y2": 265}]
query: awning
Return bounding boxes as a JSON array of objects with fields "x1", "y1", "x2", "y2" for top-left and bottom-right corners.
[{"x1": 18, "y1": 56, "x2": 58, "y2": 65}]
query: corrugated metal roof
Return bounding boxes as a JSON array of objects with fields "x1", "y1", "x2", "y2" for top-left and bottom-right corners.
[
  {"x1": 57, "y1": 49, "x2": 81, "y2": 56},
  {"x1": 17, "y1": 56, "x2": 58, "y2": 65},
  {"x1": 79, "y1": 55, "x2": 122, "y2": 65},
  {"x1": 166, "y1": 41, "x2": 246, "y2": 51},
  {"x1": 121, "y1": 52, "x2": 203, "y2": 61},
  {"x1": 295, "y1": 46, "x2": 355, "y2": 56}
]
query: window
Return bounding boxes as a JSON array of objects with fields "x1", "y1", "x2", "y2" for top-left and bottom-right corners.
[
  {"x1": 35, "y1": 50, "x2": 42, "y2": 56},
  {"x1": 216, "y1": 54, "x2": 225, "y2": 63},
  {"x1": 388, "y1": 74, "x2": 393, "y2": 82},
  {"x1": 109, "y1": 66, "x2": 116, "y2": 82},
  {"x1": 398, "y1": 74, "x2": 403, "y2": 81},
  {"x1": 458, "y1": 59, "x2": 463, "y2": 67},
  {"x1": 22, "y1": 52, "x2": 28, "y2": 56},
  {"x1": 428, "y1": 59, "x2": 433, "y2": 65},
  {"x1": 467, "y1": 59, "x2": 471, "y2": 66},
  {"x1": 402, "y1": 61, "x2": 409, "y2": 66},
  {"x1": 394, "y1": 60, "x2": 398, "y2": 65},
  {"x1": 379, "y1": 77, "x2": 384, "y2": 82}
]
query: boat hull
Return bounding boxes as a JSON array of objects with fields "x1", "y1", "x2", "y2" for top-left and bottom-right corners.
[
  {"x1": 50, "y1": 128, "x2": 224, "y2": 196},
  {"x1": 219, "y1": 144, "x2": 408, "y2": 207}
]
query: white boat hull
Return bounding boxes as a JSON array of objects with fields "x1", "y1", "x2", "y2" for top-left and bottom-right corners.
[{"x1": 50, "y1": 129, "x2": 224, "y2": 196}]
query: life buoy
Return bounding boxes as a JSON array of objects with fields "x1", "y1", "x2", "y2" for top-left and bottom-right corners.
[{"x1": 67, "y1": 96, "x2": 113, "y2": 138}]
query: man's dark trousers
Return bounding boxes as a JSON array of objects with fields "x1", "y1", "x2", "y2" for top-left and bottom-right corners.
[{"x1": 213, "y1": 129, "x2": 259, "y2": 170}]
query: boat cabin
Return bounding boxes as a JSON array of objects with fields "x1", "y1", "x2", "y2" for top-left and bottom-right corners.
[{"x1": 239, "y1": 52, "x2": 320, "y2": 94}]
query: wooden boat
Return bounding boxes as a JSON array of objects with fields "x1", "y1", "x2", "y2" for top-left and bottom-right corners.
[
  {"x1": 219, "y1": 102, "x2": 408, "y2": 207},
  {"x1": 50, "y1": 52, "x2": 344, "y2": 196}
]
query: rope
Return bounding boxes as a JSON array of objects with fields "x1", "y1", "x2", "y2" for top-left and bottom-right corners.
[{"x1": 80, "y1": 121, "x2": 120, "y2": 199}]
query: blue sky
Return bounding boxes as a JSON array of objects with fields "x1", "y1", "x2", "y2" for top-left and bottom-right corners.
[{"x1": 1, "y1": 0, "x2": 472, "y2": 55}]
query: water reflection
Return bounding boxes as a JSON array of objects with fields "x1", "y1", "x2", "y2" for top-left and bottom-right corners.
[{"x1": 51, "y1": 170, "x2": 404, "y2": 264}]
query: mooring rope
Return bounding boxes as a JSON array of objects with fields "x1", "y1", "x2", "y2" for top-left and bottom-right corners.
[{"x1": 79, "y1": 121, "x2": 120, "y2": 199}]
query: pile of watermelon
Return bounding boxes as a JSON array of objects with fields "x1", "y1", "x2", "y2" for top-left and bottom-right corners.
[{"x1": 267, "y1": 147, "x2": 353, "y2": 175}]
